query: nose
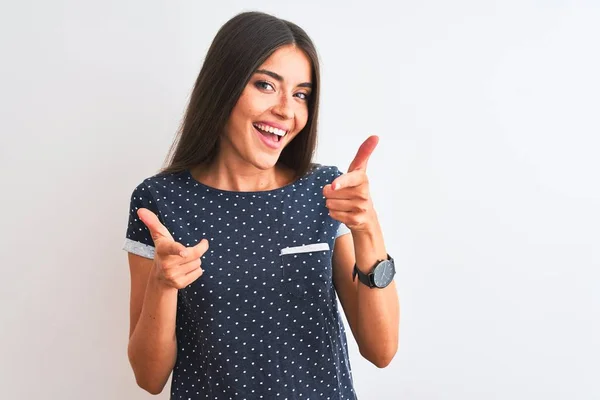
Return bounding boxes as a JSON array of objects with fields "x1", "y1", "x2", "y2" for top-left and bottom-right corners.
[{"x1": 272, "y1": 92, "x2": 293, "y2": 120}]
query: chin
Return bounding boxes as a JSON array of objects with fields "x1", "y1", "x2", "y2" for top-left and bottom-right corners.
[{"x1": 249, "y1": 155, "x2": 279, "y2": 171}]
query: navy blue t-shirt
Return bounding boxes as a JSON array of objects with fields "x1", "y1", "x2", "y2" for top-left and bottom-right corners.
[{"x1": 123, "y1": 164, "x2": 357, "y2": 399}]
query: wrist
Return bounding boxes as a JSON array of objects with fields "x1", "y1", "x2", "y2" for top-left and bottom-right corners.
[
  {"x1": 351, "y1": 219, "x2": 383, "y2": 248},
  {"x1": 349, "y1": 209, "x2": 380, "y2": 235},
  {"x1": 148, "y1": 263, "x2": 179, "y2": 293},
  {"x1": 350, "y1": 217, "x2": 387, "y2": 274}
]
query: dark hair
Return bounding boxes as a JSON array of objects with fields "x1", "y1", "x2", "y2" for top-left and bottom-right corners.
[{"x1": 160, "y1": 11, "x2": 320, "y2": 178}]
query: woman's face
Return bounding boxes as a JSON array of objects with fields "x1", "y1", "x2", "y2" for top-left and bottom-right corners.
[{"x1": 221, "y1": 44, "x2": 313, "y2": 171}]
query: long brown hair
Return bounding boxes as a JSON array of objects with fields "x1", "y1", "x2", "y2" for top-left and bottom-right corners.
[{"x1": 160, "y1": 11, "x2": 321, "y2": 178}]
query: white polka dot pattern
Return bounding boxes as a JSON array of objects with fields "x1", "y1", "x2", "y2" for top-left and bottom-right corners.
[{"x1": 123, "y1": 164, "x2": 356, "y2": 399}]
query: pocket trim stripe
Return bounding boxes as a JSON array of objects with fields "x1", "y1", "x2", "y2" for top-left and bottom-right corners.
[{"x1": 280, "y1": 243, "x2": 330, "y2": 256}]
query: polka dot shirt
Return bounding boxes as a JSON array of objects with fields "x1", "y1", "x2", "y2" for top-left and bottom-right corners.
[{"x1": 123, "y1": 164, "x2": 357, "y2": 399}]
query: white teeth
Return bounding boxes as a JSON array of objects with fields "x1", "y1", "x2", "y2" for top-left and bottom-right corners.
[{"x1": 254, "y1": 123, "x2": 286, "y2": 137}]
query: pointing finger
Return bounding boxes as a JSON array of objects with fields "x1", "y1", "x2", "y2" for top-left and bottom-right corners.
[
  {"x1": 180, "y1": 239, "x2": 210, "y2": 262},
  {"x1": 348, "y1": 135, "x2": 379, "y2": 173},
  {"x1": 157, "y1": 240, "x2": 188, "y2": 258}
]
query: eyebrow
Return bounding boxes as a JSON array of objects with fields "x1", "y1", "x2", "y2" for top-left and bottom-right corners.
[{"x1": 255, "y1": 69, "x2": 312, "y2": 89}]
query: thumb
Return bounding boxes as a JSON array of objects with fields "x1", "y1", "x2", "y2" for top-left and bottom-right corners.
[{"x1": 137, "y1": 208, "x2": 174, "y2": 244}]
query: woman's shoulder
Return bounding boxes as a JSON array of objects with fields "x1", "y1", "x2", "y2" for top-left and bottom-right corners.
[
  {"x1": 307, "y1": 163, "x2": 344, "y2": 179},
  {"x1": 129, "y1": 170, "x2": 190, "y2": 196}
]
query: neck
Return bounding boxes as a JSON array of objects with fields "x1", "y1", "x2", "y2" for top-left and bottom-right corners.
[{"x1": 191, "y1": 158, "x2": 295, "y2": 192}]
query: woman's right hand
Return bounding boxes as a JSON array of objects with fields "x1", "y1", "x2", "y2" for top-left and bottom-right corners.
[{"x1": 137, "y1": 208, "x2": 209, "y2": 289}]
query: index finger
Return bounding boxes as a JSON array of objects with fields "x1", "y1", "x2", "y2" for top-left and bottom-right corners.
[
  {"x1": 180, "y1": 239, "x2": 210, "y2": 262},
  {"x1": 156, "y1": 239, "x2": 188, "y2": 258}
]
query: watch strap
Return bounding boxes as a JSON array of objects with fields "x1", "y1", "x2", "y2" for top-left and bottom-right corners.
[
  {"x1": 353, "y1": 254, "x2": 393, "y2": 288},
  {"x1": 352, "y1": 264, "x2": 373, "y2": 287}
]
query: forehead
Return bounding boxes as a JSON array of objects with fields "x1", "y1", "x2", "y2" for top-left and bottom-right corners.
[{"x1": 258, "y1": 45, "x2": 312, "y2": 84}]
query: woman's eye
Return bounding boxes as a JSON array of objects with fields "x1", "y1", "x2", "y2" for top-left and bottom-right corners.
[
  {"x1": 255, "y1": 81, "x2": 274, "y2": 91},
  {"x1": 295, "y1": 92, "x2": 310, "y2": 101}
]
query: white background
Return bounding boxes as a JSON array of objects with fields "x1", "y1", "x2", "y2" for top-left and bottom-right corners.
[{"x1": 1, "y1": 1, "x2": 598, "y2": 399}]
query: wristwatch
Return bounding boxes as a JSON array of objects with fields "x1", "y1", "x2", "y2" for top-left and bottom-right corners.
[{"x1": 353, "y1": 254, "x2": 396, "y2": 288}]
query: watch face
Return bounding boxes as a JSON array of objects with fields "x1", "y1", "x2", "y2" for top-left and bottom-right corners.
[{"x1": 373, "y1": 259, "x2": 395, "y2": 288}]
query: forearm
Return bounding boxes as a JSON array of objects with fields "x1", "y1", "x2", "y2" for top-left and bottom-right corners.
[
  {"x1": 128, "y1": 271, "x2": 178, "y2": 394},
  {"x1": 353, "y1": 217, "x2": 400, "y2": 368}
]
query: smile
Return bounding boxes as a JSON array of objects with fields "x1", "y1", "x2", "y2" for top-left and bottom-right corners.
[
  {"x1": 253, "y1": 123, "x2": 287, "y2": 141},
  {"x1": 253, "y1": 123, "x2": 287, "y2": 149}
]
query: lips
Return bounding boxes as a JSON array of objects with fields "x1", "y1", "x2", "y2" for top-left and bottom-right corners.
[{"x1": 253, "y1": 124, "x2": 284, "y2": 150}]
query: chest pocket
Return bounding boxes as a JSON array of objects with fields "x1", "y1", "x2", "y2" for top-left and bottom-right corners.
[{"x1": 280, "y1": 242, "x2": 333, "y2": 299}]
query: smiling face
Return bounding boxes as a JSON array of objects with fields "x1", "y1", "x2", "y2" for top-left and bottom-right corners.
[{"x1": 220, "y1": 44, "x2": 313, "y2": 171}]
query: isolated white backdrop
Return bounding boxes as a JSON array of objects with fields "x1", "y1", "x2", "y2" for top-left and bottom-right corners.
[{"x1": 1, "y1": 1, "x2": 598, "y2": 399}]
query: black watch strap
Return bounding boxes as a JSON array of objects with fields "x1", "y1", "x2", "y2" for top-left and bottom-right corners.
[
  {"x1": 352, "y1": 254, "x2": 393, "y2": 288},
  {"x1": 352, "y1": 263, "x2": 373, "y2": 287}
]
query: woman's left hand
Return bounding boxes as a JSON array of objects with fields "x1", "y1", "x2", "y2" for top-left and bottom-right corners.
[{"x1": 323, "y1": 135, "x2": 380, "y2": 233}]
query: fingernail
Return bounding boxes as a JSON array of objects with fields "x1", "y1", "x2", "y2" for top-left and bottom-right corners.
[{"x1": 180, "y1": 250, "x2": 188, "y2": 257}]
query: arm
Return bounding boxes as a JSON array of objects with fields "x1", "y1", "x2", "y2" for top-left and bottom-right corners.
[
  {"x1": 127, "y1": 253, "x2": 178, "y2": 395},
  {"x1": 332, "y1": 225, "x2": 400, "y2": 368},
  {"x1": 126, "y1": 208, "x2": 207, "y2": 395},
  {"x1": 325, "y1": 136, "x2": 400, "y2": 368}
]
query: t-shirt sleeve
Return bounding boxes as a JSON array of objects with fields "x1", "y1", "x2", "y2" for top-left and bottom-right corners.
[
  {"x1": 122, "y1": 181, "x2": 157, "y2": 260},
  {"x1": 335, "y1": 223, "x2": 351, "y2": 238}
]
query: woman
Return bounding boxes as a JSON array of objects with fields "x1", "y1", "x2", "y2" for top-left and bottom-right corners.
[{"x1": 124, "y1": 11, "x2": 399, "y2": 399}]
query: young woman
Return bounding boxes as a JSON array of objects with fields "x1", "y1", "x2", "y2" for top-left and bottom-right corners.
[{"x1": 124, "y1": 11, "x2": 399, "y2": 399}]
